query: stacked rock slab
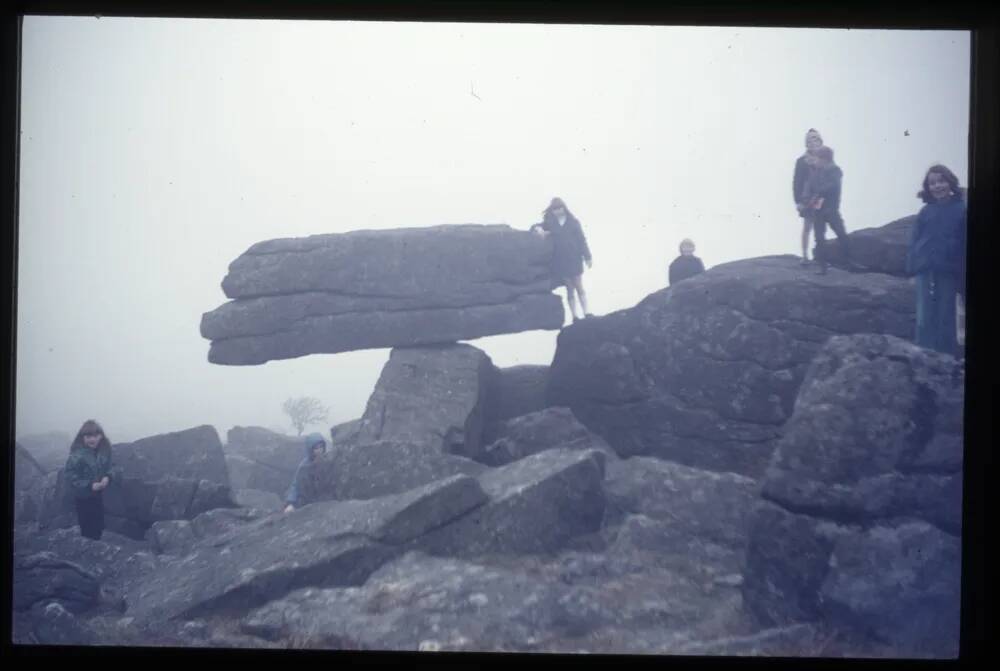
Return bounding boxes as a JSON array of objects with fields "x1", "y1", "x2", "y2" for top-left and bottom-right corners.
[
  {"x1": 742, "y1": 334, "x2": 963, "y2": 658},
  {"x1": 200, "y1": 224, "x2": 564, "y2": 364}
]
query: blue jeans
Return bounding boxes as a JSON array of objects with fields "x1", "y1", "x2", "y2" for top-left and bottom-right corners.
[{"x1": 915, "y1": 271, "x2": 958, "y2": 356}]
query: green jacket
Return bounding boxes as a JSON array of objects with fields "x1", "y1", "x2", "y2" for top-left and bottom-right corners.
[{"x1": 64, "y1": 446, "x2": 113, "y2": 499}]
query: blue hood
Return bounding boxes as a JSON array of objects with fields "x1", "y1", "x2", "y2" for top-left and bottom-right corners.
[{"x1": 303, "y1": 432, "x2": 326, "y2": 460}]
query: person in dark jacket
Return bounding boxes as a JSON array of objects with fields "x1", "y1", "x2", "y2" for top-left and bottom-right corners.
[
  {"x1": 793, "y1": 128, "x2": 825, "y2": 265},
  {"x1": 284, "y1": 433, "x2": 327, "y2": 513},
  {"x1": 63, "y1": 419, "x2": 113, "y2": 540},
  {"x1": 530, "y1": 197, "x2": 594, "y2": 323},
  {"x1": 668, "y1": 238, "x2": 706, "y2": 286},
  {"x1": 802, "y1": 145, "x2": 851, "y2": 274},
  {"x1": 906, "y1": 164, "x2": 966, "y2": 356}
]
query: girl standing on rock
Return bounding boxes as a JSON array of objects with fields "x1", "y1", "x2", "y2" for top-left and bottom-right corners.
[
  {"x1": 793, "y1": 129, "x2": 825, "y2": 265},
  {"x1": 64, "y1": 420, "x2": 113, "y2": 540},
  {"x1": 530, "y1": 197, "x2": 594, "y2": 323},
  {"x1": 906, "y1": 164, "x2": 966, "y2": 356}
]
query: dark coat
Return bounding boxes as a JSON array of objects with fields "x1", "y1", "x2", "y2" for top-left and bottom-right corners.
[
  {"x1": 801, "y1": 163, "x2": 843, "y2": 217},
  {"x1": 793, "y1": 154, "x2": 814, "y2": 206},
  {"x1": 668, "y1": 254, "x2": 705, "y2": 286},
  {"x1": 535, "y1": 213, "x2": 592, "y2": 281},
  {"x1": 906, "y1": 195, "x2": 966, "y2": 292},
  {"x1": 285, "y1": 433, "x2": 326, "y2": 507},
  {"x1": 64, "y1": 445, "x2": 113, "y2": 500}
]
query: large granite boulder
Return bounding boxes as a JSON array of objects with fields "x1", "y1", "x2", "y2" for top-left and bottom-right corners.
[
  {"x1": 815, "y1": 215, "x2": 915, "y2": 276},
  {"x1": 13, "y1": 552, "x2": 101, "y2": 614},
  {"x1": 241, "y1": 547, "x2": 750, "y2": 654},
  {"x1": 13, "y1": 601, "x2": 99, "y2": 646},
  {"x1": 15, "y1": 443, "x2": 47, "y2": 522},
  {"x1": 548, "y1": 256, "x2": 915, "y2": 478},
  {"x1": 200, "y1": 224, "x2": 564, "y2": 364},
  {"x1": 16, "y1": 431, "x2": 72, "y2": 473},
  {"x1": 240, "y1": 552, "x2": 575, "y2": 651},
  {"x1": 481, "y1": 407, "x2": 615, "y2": 466},
  {"x1": 12, "y1": 526, "x2": 161, "y2": 613},
  {"x1": 114, "y1": 425, "x2": 230, "y2": 488},
  {"x1": 353, "y1": 344, "x2": 497, "y2": 460},
  {"x1": 149, "y1": 507, "x2": 272, "y2": 556},
  {"x1": 418, "y1": 448, "x2": 607, "y2": 558},
  {"x1": 603, "y1": 457, "x2": 761, "y2": 579},
  {"x1": 483, "y1": 365, "x2": 551, "y2": 442},
  {"x1": 233, "y1": 488, "x2": 284, "y2": 511},
  {"x1": 304, "y1": 440, "x2": 487, "y2": 501},
  {"x1": 742, "y1": 334, "x2": 963, "y2": 657},
  {"x1": 126, "y1": 474, "x2": 488, "y2": 622},
  {"x1": 223, "y1": 427, "x2": 302, "y2": 495}
]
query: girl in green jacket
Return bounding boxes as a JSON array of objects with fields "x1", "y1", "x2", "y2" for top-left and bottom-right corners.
[{"x1": 63, "y1": 419, "x2": 113, "y2": 540}]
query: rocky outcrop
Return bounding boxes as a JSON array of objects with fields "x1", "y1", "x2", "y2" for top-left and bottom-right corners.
[
  {"x1": 200, "y1": 225, "x2": 564, "y2": 364},
  {"x1": 15, "y1": 443, "x2": 47, "y2": 523},
  {"x1": 815, "y1": 216, "x2": 915, "y2": 276},
  {"x1": 13, "y1": 552, "x2": 102, "y2": 614},
  {"x1": 480, "y1": 407, "x2": 615, "y2": 466},
  {"x1": 418, "y1": 448, "x2": 607, "y2": 558},
  {"x1": 304, "y1": 440, "x2": 487, "y2": 502},
  {"x1": 126, "y1": 475, "x2": 488, "y2": 622},
  {"x1": 483, "y1": 365, "x2": 551, "y2": 442},
  {"x1": 114, "y1": 425, "x2": 230, "y2": 488},
  {"x1": 16, "y1": 431, "x2": 72, "y2": 473},
  {"x1": 742, "y1": 334, "x2": 963, "y2": 657},
  {"x1": 548, "y1": 256, "x2": 915, "y2": 478},
  {"x1": 353, "y1": 344, "x2": 497, "y2": 459},
  {"x1": 224, "y1": 426, "x2": 302, "y2": 496},
  {"x1": 149, "y1": 507, "x2": 272, "y2": 556},
  {"x1": 30, "y1": 427, "x2": 236, "y2": 541},
  {"x1": 603, "y1": 457, "x2": 761, "y2": 579}
]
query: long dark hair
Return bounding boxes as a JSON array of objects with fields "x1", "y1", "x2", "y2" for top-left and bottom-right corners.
[
  {"x1": 70, "y1": 419, "x2": 112, "y2": 452},
  {"x1": 542, "y1": 197, "x2": 578, "y2": 225},
  {"x1": 918, "y1": 164, "x2": 963, "y2": 204}
]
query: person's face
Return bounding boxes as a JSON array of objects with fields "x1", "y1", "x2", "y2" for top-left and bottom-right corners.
[
  {"x1": 806, "y1": 133, "x2": 823, "y2": 152},
  {"x1": 311, "y1": 443, "x2": 326, "y2": 460},
  {"x1": 83, "y1": 431, "x2": 102, "y2": 449},
  {"x1": 551, "y1": 205, "x2": 565, "y2": 216},
  {"x1": 927, "y1": 172, "x2": 953, "y2": 201},
  {"x1": 681, "y1": 244, "x2": 695, "y2": 256}
]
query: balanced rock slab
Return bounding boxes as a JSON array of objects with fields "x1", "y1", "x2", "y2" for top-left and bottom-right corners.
[{"x1": 201, "y1": 224, "x2": 564, "y2": 364}]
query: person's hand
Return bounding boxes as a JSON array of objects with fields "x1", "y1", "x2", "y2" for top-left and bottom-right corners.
[
  {"x1": 92, "y1": 482, "x2": 104, "y2": 492},
  {"x1": 100, "y1": 476, "x2": 110, "y2": 487},
  {"x1": 585, "y1": 258, "x2": 593, "y2": 269},
  {"x1": 284, "y1": 504, "x2": 295, "y2": 514}
]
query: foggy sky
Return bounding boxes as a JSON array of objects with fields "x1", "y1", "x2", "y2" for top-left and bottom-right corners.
[{"x1": 15, "y1": 17, "x2": 970, "y2": 442}]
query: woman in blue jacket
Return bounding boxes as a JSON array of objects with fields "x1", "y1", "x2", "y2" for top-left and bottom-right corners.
[{"x1": 906, "y1": 164, "x2": 966, "y2": 356}]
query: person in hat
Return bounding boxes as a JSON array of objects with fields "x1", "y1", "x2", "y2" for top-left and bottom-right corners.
[
  {"x1": 63, "y1": 419, "x2": 114, "y2": 540},
  {"x1": 283, "y1": 433, "x2": 327, "y2": 513},
  {"x1": 530, "y1": 197, "x2": 594, "y2": 323},
  {"x1": 668, "y1": 238, "x2": 706, "y2": 286}
]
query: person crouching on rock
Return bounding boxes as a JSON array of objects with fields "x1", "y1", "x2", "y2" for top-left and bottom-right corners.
[
  {"x1": 530, "y1": 197, "x2": 594, "y2": 323},
  {"x1": 64, "y1": 419, "x2": 113, "y2": 540},
  {"x1": 668, "y1": 238, "x2": 706, "y2": 286},
  {"x1": 802, "y1": 146, "x2": 851, "y2": 274},
  {"x1": 284, "y1": 433, "x2": 327, "y2": 513},
  {"x1": 906, "y1": 164, "x2": 966, "y2": 356}
]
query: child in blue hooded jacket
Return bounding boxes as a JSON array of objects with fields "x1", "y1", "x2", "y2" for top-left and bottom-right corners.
[{"x1": 283, "y1": 433, "x2": 327, "y2": 513}]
